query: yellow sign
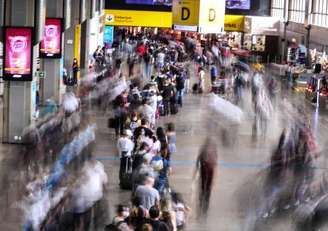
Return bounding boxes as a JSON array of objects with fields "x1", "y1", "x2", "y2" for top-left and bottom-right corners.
[
  {"x1": 172, "y1": 0, "x2": 200, "y2": 26},
  {"x1": 74, "y1": 24, "x2": 81, "y2": 79},
  {"x1": 198, "y1": 0, "x2": 225, "y2": 33},
  {"x1": 104, "y1": 9, "x2": 172, "y2": 28},
  {"x1": 224, "y1": 15, "x2": 245, "y2": 32}
]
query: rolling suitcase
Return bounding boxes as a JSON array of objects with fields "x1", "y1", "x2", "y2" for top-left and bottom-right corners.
[
  {"x1": 170, "y1": 103, "x2": 179, "y2": 115},
  {"x1": 158, "y1": 103, "x2": 165, "y2": 116},
  {"x1": 192, "y1": 83, "x2": 199, "y2": 93},
  {"x1": 119, "y1": 157, "x2": 133, "y2": 190}
]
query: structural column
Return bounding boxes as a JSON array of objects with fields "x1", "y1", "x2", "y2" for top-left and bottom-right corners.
[
  {"x1": 304, "y1": 0, "x2": 312, "y2": 68},
  {"x1": 80, "y1": 0, "x2": 91, "y2": 70},
  {"x1": 2, "y1": 0, "x2": 36, "y2": 143},
  {"x1": 41, "y1": 0, "x2": 63, "y2": 104}
]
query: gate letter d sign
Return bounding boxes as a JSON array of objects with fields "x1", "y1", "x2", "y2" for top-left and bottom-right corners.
[
  {"x1": 209, "y1": 8, "x2": 216, "y2": 22},
  {"x1": 181, "y1": 7, "x2": 190, "y2": 20}
]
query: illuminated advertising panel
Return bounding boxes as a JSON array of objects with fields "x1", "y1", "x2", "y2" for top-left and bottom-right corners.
[
  {"x1": 104, "y1": 26, "x2": 114, "y2": 46},
  {"x1": 3, "y1": 27, "x2": 33, "y2": 81},
  {"x1": 40, "y1": 18, "x2": 62, "y2": 58}
]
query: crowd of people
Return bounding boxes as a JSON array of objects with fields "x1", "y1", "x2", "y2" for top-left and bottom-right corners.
[
  {"x1": 7, "y1": 26, "x2": 324, "y2": 231},
  {"x1": 104, "y1": 31, "x2": 196, "y2": 231}
]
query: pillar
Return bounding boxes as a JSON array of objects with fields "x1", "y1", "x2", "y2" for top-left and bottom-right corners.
[
  {"x1": 2, "y1": 0, "x2": 36, "y2": 143},
  {"x1": 304, "y1": 0, "x2": 312, "y2": 68},
  {"x1": 64, "y1": 0, "x2": 80, "y2": 72},
  {"x1": 282, "y1": 0, "x2": 290, "y2": 63},
  {"x1": 41, "y1": 0, "x2": 63, "y2": 104},
  {"x1": 80, "y1": 0, "x2": 91, "y2": 70}
]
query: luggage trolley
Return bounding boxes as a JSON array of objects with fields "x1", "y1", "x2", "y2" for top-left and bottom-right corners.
[
  {"x1": 305, "y1": 74, "x2": 327, "y2": 108},
  {"x1": 211, "y1": 79, "x2": 227, "y2": 95}
]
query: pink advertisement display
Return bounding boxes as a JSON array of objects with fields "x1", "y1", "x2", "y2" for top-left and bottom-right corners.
[
  {"x1": 4, "y1": 27, "x2": 33, "y2": 80},
  {"x1": 40, "y1": 18, "x2": 62, "y2": 58}
]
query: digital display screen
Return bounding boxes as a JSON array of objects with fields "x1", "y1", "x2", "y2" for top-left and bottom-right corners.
[
  {"x1": 125, "y1": 0, "x2": 172, "y2": 6},
  {"x1": 4, "y1": 27, "x2": 33, "y2": 81},
  {"x1": 104, "y1": 26, "x2": 114, "y2": 46},
  {"x1": 40, "y1": 18, "x2": 62, "y2": 58},
  {"x1": 106, "y1": 0, "x2": 172, "y2": 12},
  {"x1": 226, "y1": 0, "x2": 251, "y2": 10}
]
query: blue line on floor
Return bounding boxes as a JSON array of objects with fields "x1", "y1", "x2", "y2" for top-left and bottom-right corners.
[{"x1": 95, "y1": 156, "x2": 269, "y2": 169}]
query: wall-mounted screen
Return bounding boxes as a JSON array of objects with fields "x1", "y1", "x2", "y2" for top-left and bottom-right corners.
[
  {"x1": 40, "y1": 18, "x2": 63, "y2": 58},
  {"x1": 105, "y1": 0, "x2": 172, "y2": 12},
  {"x1": 225, "y1": 0, "x2": 270, "y2": 16},
  {"x1": 3, "y1": 27, "x2": 33, "y2": 81},
  {"x1": 125, "y1": 0, "x2": 172, "y2": 6},
  {"x1": 226, "y1": 0, "x2": 251, "y2": 10}
]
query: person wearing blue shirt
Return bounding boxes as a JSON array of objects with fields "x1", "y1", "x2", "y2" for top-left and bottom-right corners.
[
  {"x1": 156, "y1": 144, "x2": 171, "y2": 194},
  {"x1": 210, "y1": 64, "x2": 218, "y2": 84}
]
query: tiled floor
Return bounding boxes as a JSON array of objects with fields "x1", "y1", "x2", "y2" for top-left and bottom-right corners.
[{"x1": 0, "y1": 66, "x2": 328, "y2": 230}]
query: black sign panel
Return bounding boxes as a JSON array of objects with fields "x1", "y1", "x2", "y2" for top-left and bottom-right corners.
[
  {"x1": 225, "y1": 0, "x2": 271, "y2": 16},
  {"x1": 105, "y1": 0, "x2": 172, "y2": 12}
]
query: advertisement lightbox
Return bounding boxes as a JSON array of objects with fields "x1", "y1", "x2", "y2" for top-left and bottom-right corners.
[
  {"x1": 40, "y1": 18, "x2": 63, "y2": 58},
  {"x1": 3, "y1": 27, "x2": 33, "y2": 81},
  {"x1": 104, "y1": 26, "x2": 114, "y2": 46}
]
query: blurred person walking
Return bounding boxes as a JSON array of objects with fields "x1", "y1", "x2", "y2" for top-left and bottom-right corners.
[
  {"x1": 72, "y1": 58, "x2": 79, "y2": 85},
  {"x1": 193, "y1": 137, "x2": 218, "y2": 217}
]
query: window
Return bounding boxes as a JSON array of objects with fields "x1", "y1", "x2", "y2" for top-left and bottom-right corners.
[
  {"x1": 271, "y1": 0, "x2": 285, "y2": 19},
  {"x1": 312, "y1": 0, "x2": 328, "y2": 27}
]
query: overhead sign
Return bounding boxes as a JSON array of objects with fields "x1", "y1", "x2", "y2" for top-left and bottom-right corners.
[
  {"x1": 172, "y1": 0, "x2": 200, "y2": 26},
  {"x1": 198, "y1": 0, "x2": 225, "y2": 33},
  {"x1": 224, "y1": 15, "x2": 245, "y2": 31},
  {"x1": 173, "y1": 25, "x2": 198, "y2": 32},
  {"x1": 3, "y1": 27, "x2": 33, "y2": 81},
  {"x1": 105, "y1": 0, "x2": 172, "y2": 12},
  {"x1": 40, "y1": 18, "x2": 63, "y2": 58},
  {"x1": 173, "y1": 0, "x2": 225, "y2": 33},
  {"x1": 104, "y1": 9, "x2": 172, "y2": 27}
]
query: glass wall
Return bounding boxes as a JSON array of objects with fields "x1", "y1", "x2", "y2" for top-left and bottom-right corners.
[
  {"x1": 312, "y1": 0, "x2": 328, "y2": 27},
  {"x1": 271, "y1": 0, "x2": 328, "y2": 27},
  {"x1": 289, "y1": 0, "x2": 306, "y2": 23},
  {"x1": 271, "y1": 0, "x2": 285, "y2": 19}
]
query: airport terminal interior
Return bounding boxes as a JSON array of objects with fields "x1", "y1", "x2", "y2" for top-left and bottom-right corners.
[{"x1": 1, "y1": 0, "x2": 328, "y2": 230}]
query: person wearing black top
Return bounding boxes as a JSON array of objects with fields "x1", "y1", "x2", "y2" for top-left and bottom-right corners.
[
  {"x1": 147, "y1": 206, "x2": 169, "y2": 231},
  {"x1": 133, "y1": 118, "x2": 154, "y2": 141},
  {"x1": 161, "y1": 80, "x2": 174, "y2": 116}
]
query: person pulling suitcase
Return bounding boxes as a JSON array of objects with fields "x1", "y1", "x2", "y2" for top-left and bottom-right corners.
[{"x1": 117, "y1": 130, "x2": 134, "y2": 189}]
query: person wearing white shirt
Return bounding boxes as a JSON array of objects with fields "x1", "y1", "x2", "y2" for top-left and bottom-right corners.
[
  {"x1": 198, "y1": 67, "x2": 205, "y2": 93},
  {"x1": 117, "y1": 130, "x2": 134, "y2": 179},
  {"x1": 139, "y1": 99, "x2": 156, "y2": 127}
]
